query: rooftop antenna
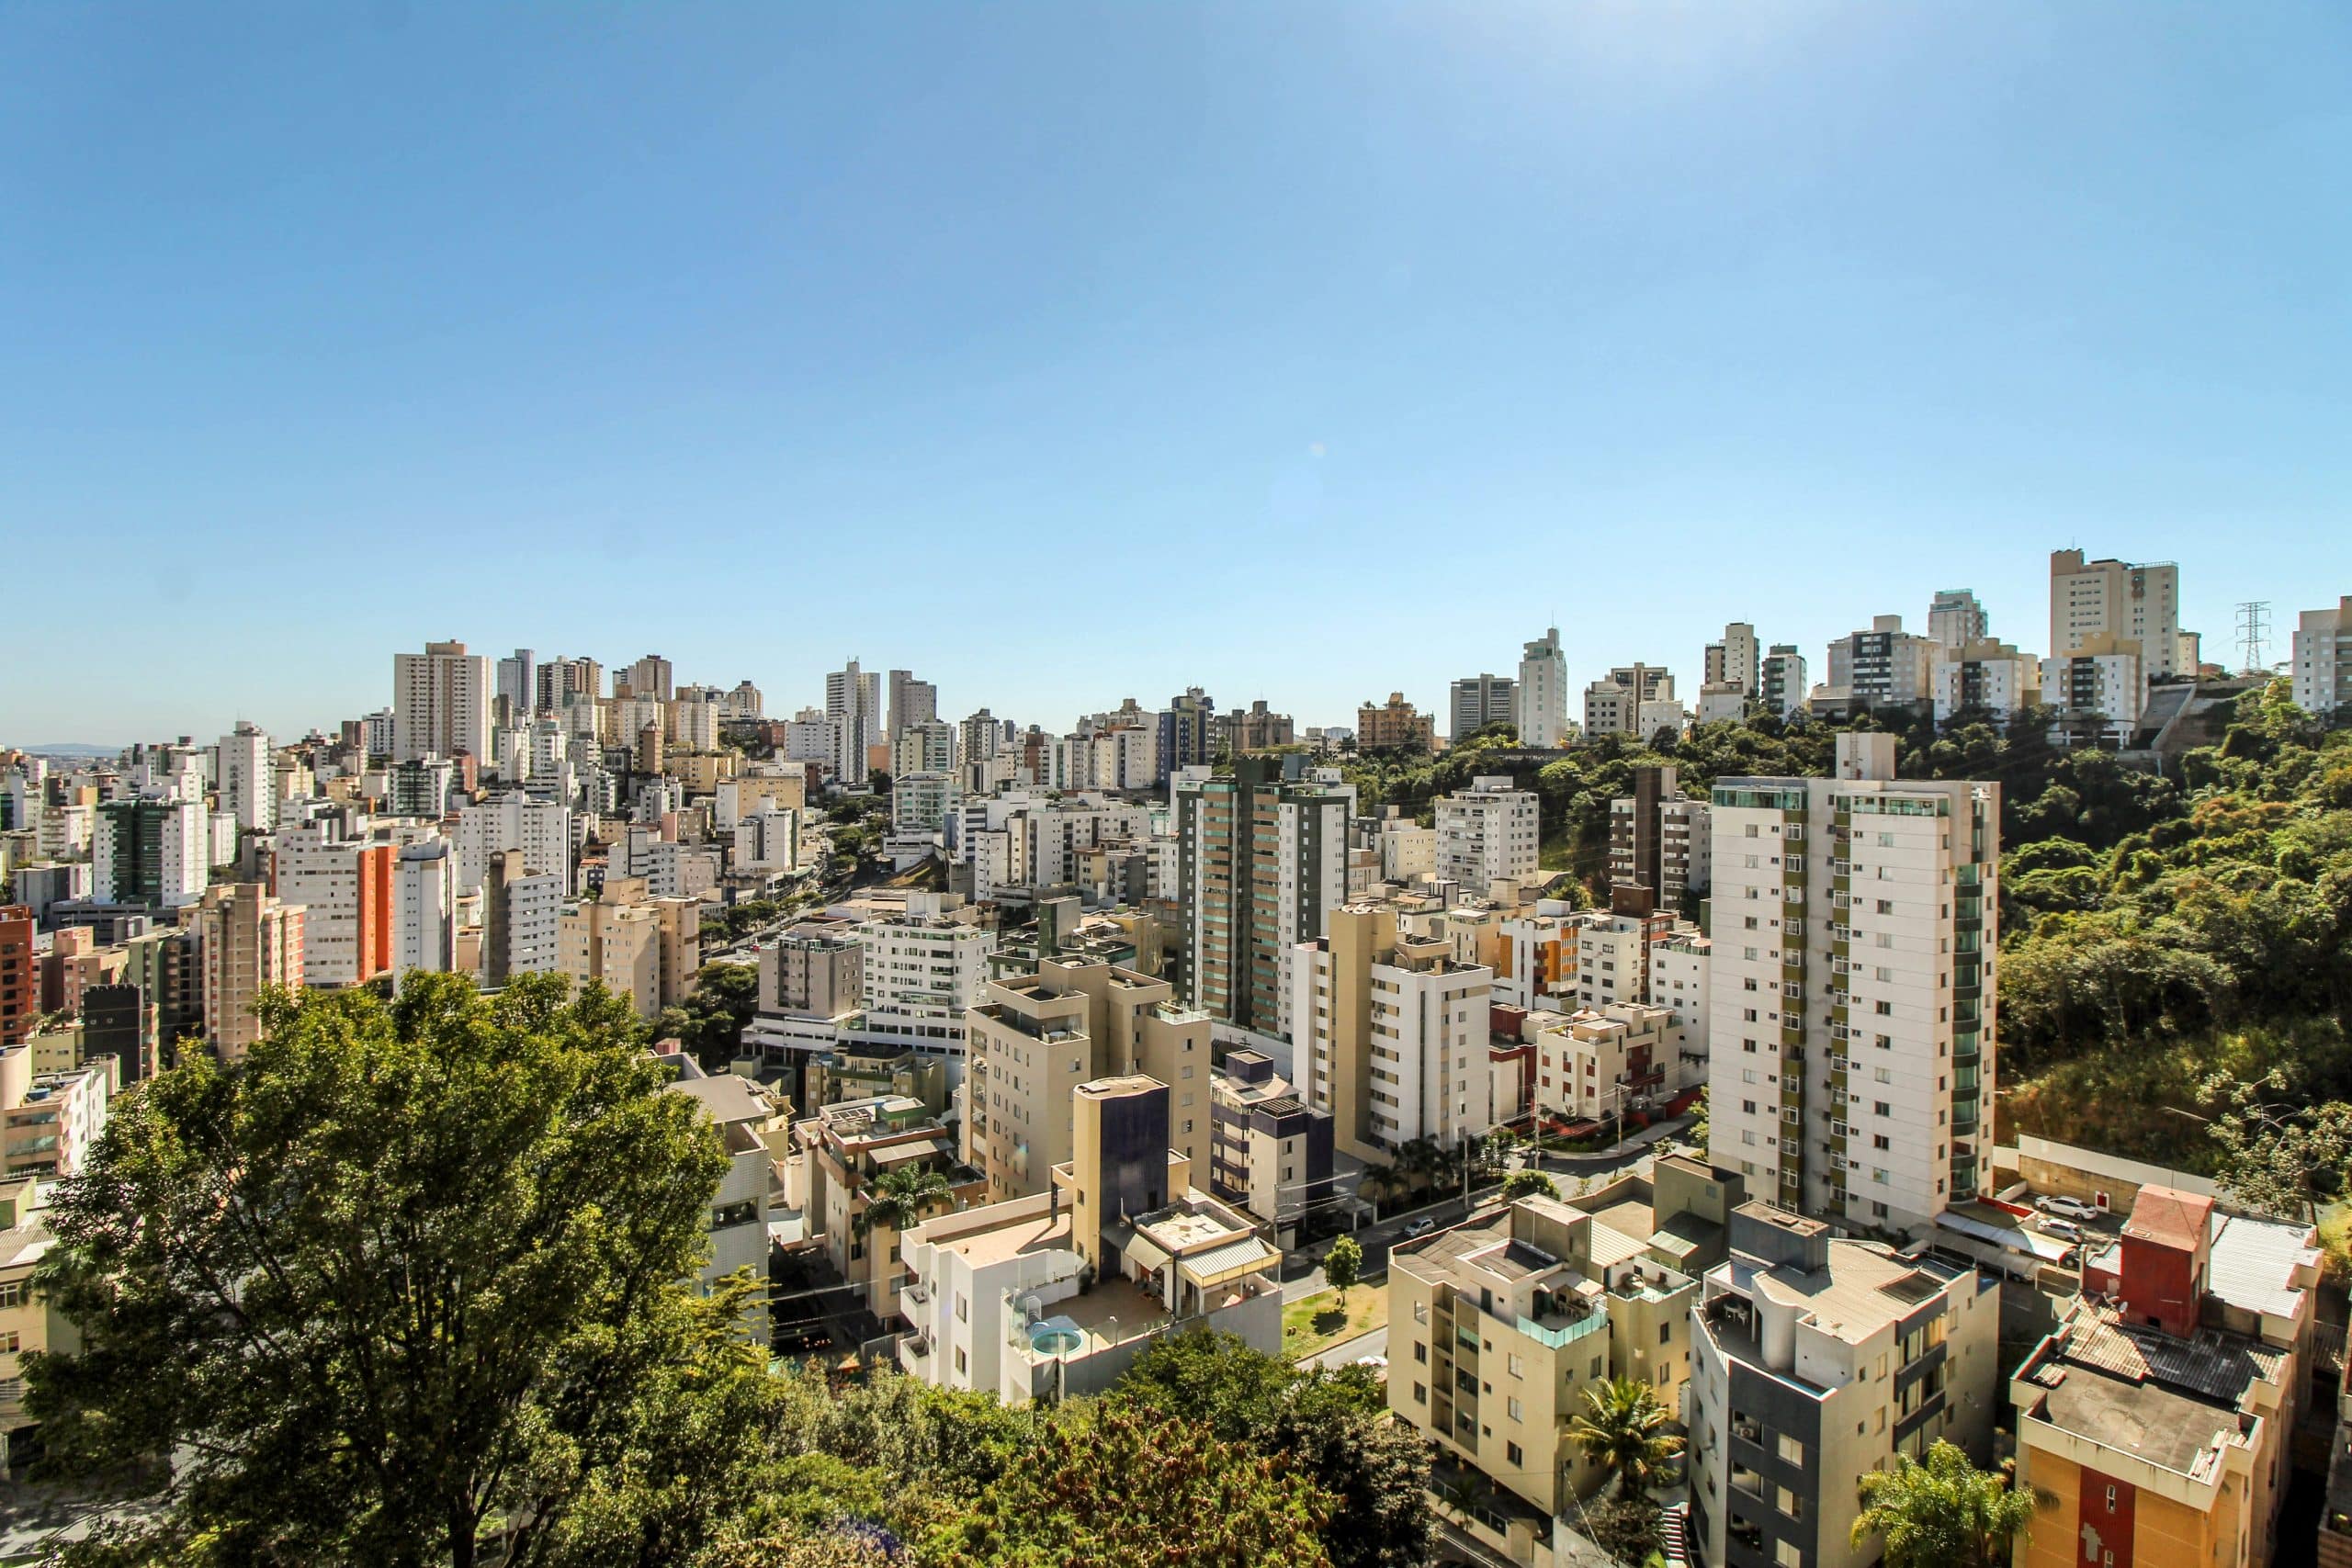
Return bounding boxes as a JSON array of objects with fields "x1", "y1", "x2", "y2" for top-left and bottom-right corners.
[{"x1": 2234, "y1": 602, "x2": 2270, "y2": 675}]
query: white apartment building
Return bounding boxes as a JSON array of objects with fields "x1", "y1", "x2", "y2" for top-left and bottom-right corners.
[
  {"x1": 827, "y1": 661, "x2": 883, "y2": 784},
  {"x1": 1694, "y1": 683, "x2": 1748, "y2": 725},
  {"x1": 392, "y1": 839, "x2": 457, "y2": 987},
  {"x1": 1378, "y1": 814, "x2": 1437, "y2": 884},
  {"x1": 1647, "y1": 931, "x2": 1711, "y2": 1057},
  {"x1": 218, "y1": 722, "x2": 276, "y2": 832},
  {"x1": 887, "y1": 670, "x2": 938, "y2": 741},
  {"x1": 893, "y1": 719, "x2": 956, "y2": 777},
  {"x1": 1292, "y1": 905, "x2": 1495, "y2": 1160},
  {"x1": 732, "y1": 808, "x2": 799, "y2": 875},
  {"x1": 2041, "y1": 635, "x2": 2147, "y2": 741},
  {"x1": 783, "y1": 708, "x2": 839, "y2": 766},
  {"x1": 2051, "y1": 549, "x2": 2182, "y2": 679},
  {"x1": 1448, "y1": 674, "x2": 1516, "y2": 741},
  {"x1": 1932, "y1": 639, "x2": 2043, "y2": 724},
  {"x1": 393, "y1": 640, "x2": 492, "y2": 764},
  {"x1": 91, "y1": 798, "x2": 209, "y2": 909},
  {"x1": 1434, "y1": 776, "x2": 1540, "y2": 890},
  {"x1": 484, "y1": 851, "x2": 562, "y2": 982},
  {"x1": 1759, "y1": 646, "x2": 1808, "y2": 719},
  {"x1": 857, "y1": 893, "x2": 1000, "y2": 1065},
  {"x1": 2292, "y1": 595, "x2": 2352, "y2": 721},
  {"x1": 1706, "y1": 733, "x2": 1997, "y2": 1237},
  {"x1": 1532, "y1": 1002, "x2": 1680, "y2": 1123},
  {"x1": 1517, "y1": 626, "x2": 1571, "y2": 747},
  {"x1": 1583, "y1": 665, "x2": 1674, "y2": 738},
  {"x1": 453, "y1": 795, "x2": 573, "y2": 897},
  {"x1": 892, "y1": 773, "x2": 959, "y2": 836},
  {"x1": 669, "y1": 695, "x2": 720, "y2": 753}
]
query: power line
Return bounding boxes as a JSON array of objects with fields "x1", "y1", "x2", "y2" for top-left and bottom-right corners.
[{"x1": 2235, "y1": 602, "x2": 2270, "y2": 675}]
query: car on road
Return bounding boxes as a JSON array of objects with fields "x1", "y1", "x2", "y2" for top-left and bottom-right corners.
[
  {"x1": 1400, "y1": 1216, "x2": 1438, "y2": 1240},
  {"x1": 2037, "y1": 1195, "x2": 2101, "y2": 1222},
  {"x1": 1354, "y1": 1355, "x2": 1388, "y2": 1371},
  {"x1": 2038, "y1": 1217, "x2": 2086, "y2": 1244}
]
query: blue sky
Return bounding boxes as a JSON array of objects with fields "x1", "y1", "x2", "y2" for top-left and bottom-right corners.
[{"x1": 5, "y1": 3, "x2": 2348, "y2": 744}]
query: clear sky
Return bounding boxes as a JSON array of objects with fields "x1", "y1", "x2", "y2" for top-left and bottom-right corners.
[{"x1": 6, "y1": 3, "x2": 2348, "y2": 745}]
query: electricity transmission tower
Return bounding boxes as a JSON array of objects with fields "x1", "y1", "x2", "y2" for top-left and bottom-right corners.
[{"x1": 2235, "y1": 601, "x2": 2271, "y2": 675}]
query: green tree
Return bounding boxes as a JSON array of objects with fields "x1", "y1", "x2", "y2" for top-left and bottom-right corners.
[
  {"x1": 657, "y1": 961, "x2": 762, "y2": 1069},
  {"x1": 1111, "y1": 1335, "x2": 1430, "y2": 1568},
  {"x1": 931, "y1": 1402, "x2": 1334, "y2": 1568},
  {"x1": 1566, "y1": 1378, "x2": 1684, "y2": 1500},
  {"x1": 2202, "y1": 1066, "x2": 2352, "y2": 1219},
  {"x1": 28, "y1": 972, "x2": 734, "y2": 1568},
  {"x1": 1574, "y1": 1492, "x2": 1663, "y2": 1565},
  {"x1": 1323, "y1": 1234, "x2": 1363, "y2": 1304},
  {"x1": 1851, "y1": 1441, "x2": 2047, "y2": 1568},
  {"x1": 854, "y1": 1165, "x2": 956, "y2": 1238},
  {"x1": 1686, "y1": 1085, "x2": 1710, "y2": 1153},
  {"x1": 1501, "y1": 1169, "x2": 1561, "y2": 1202}
]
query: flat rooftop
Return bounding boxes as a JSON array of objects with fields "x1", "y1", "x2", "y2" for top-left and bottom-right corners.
[{"x1": 2021, "y1": 1305, "x2": 2280, "y2": 1481}]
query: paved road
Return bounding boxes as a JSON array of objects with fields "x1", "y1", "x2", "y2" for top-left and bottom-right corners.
[{"x1": 1304, "y1": 1324, "x2": 1389, "y2": 1371}]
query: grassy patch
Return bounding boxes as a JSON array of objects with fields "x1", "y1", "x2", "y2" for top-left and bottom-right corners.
[{"x1": 1282, "y1": 1282, "x2": 1387, "y2": 1362}]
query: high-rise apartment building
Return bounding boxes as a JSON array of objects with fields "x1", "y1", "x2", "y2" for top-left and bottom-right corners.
[
  {"x1": 452, "y1": 794, "x2": 572, "y2": 897},
  {"x1": 1759, "y1": 646, "x2": 1808, "y2": 719},
  {"x1": 1217, "y1": 700, "x2": 1295, "y2": 756},
  {"x1": 1703, "y1": 622, "x2": 1761, "y2": 695},
  {"x1": 827, "y1": 660, "x2": 883, "y2": 784},
  {"x1": 1356, "y1": 693, "x2": 1436, "y2": 751},
  {"x1": 218, "y1": 722, "x2": 276, "y2": 833},
  {"x1": 559, "y1": 875, "x2": 699, "y2": 1021},
  {"x1": 92, "y1": 798, "x2": 209, "y2": 910},
  {"x1": 481, "y1": 849, "x2": 561, "y2": 986},
  {"x1": 2292, "y1": 595, "x2": 2352, "y2": 722},
  {"x1": 892, "y1": 719, "x2": 956, "y2": 778},
  {"x1": 494, "y1": 649, "x2": 537, "y2": 722},
  {"x1": 392, "y1": 840, "x2": 457, "y2": 987},
  {"x1": 855, "y1": 893, "x2": 998, "y2": 1056},
  {"x1": 1932, "y1": 638, "x2": 2043, "y2": 724},
  {"x1": 189, "y1": 883, "x2": 304, "y2": 1058},
  {"x1": 392, "y1": 640, "x2": 492, "y2": 764},
  {"x1": 886, "y1": 670, "x2": 937, "y2": 741},
  {"x1": 1926, "y1": 589, "x2": 1990, "y2": 649},
  {"x1": 1706, "y1": 734, "x2": 1998, "y2": 1235},
  {"x1": 1608, "y1": 765, "x2": 1711, "y2": 905},
  {"x1": 1171, "y1": 757, "x2": 1351, "y2": 1036},
  {"x1": 1517, "y1": 626, "x2": 1570, "y2": 748},
  {"x1": 1448, "y1": 674, "x2": 1517, "y2": 741},
  {"x1": 2041, "y1": 634, "x2": 2147, "y2": 741},
  {"x1": 0, "y1": 908, "x2": 33, "y2": 1049},
  {"x1": 963, "y1": 957, "x2": 1211, "y2": 1205},
  {"x1": 1825, "y1": 616, "x2": 1937, "y2": 711},
  {"x1": 958, "y1": 709, "x2": 1001, "y2": 764},
  {"x1": 1158, "y1": 689, "x2": 1216, "y2": 780},
  {"x1": 620, "y1": 654, "x2": 673, "y2": 704},
  {"x1": 274, "y1": 822, "x2": 397, "y2": 987},
  {"x1": 1688, "y1": 1204, "x2": 1998, "y2": 1568},
  {"x1": 1583, "y1": 665, "x2": 1675, "y2": 738},
  {"x1": 1292, "y1": 903, "x2": 1494, "y2": 1161},
  {"x1": 1434, "y1": 777, "x2": 1540, "y2": 889},
  {"x1": 2050, "y1": 549, "x2": 2181, "y2": 679}
]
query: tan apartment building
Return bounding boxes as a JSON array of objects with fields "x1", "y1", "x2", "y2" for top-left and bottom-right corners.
[
  {"x1": 964, "y1": 956, "x2": 1212, "y2": 1206},
  {"x1": 1293, "y1": 903, "x2": 1495, "y2": 1162},
  {"x1": 797, "y1": 1093, "x2": 984, "y2": 1321},
  {"x1": 189, "y1": 882, "x2": 305, "y2": 1059},
  {"x1": 1532, "y1": 1002, "x2": 1679, "y2": 1126},
  {"x1": 0, "y1": 1175, "x2": 74, "y2": 1474},
  {"x1": 1388, "y1": 1194, "x2": 1699, "y2": 1525},
  {"x1": 560, "y1": 874, "x2": 700, "y2": 1019},
  {"x1": 1357, "y1": 692, "x2": 1437, "y2": 751}
]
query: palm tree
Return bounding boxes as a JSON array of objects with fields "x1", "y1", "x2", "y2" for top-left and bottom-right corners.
[
  {"x1": 1567, "y1": 1378, "x2": 1684, "y2": 1500},
  {"x1": 1852, "y1": 1441, "x2": 2048, "y2": 1568},
  {"x1": 1357, "y1": 1164, "x2": 1396, "y2": 1215},
  {"x1": 854, "y1": 1165, "x2": 956, "y2": 1239}
]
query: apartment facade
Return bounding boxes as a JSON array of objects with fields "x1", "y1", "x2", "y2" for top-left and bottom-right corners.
[
  {"x1": 1704, "y1": 622, "x2": 1761, "y2": 696},
  {"x1": 393, "y1": 639, "x2": 492, "y2": 765},
  {"x1": 1930, "y1": 637, "x2": 2043, "y2": 724},
  {"x1": 1357, "y1": 693, "x2": 1436, "y2": 751},
  {"x1": 219, "y1": 722, "x2": 276, "y2": 832},
  {"x1": 2051, "y1": 549, "x2": 2182, "y2": 680},
  {"x1": 273, "y1": 823, "x2": 396, "y2": 987},
  {"x1": 1707, "y1": 734, "x2": 1998, "y2": 1236},
  {"x1": 1533, "y1": 1002, "x2": 1679, "y2": 1124},
  {"x1": 1206, "y1": 1048, "x2": 1334, "y2": 1229},
  {"x1": 798, "y1": 1093, "x2": 983, "y2": 1320},
  {"x1": 189, "y1": 883, "x2": 304, "y2": 1058},
  {"x1": 2041, "y1": 631, "x2": 2148, "y2": 740},
  {"x1": 559, "y1": 875, "x2": 700, "y2": 1020},
  {"x1": 2293, "y1": 595, "x2": 2352, "y2": 721},
  {"x1": 1171, "y1": 757, "x2": 1351, "y2": 1038},
  {"x1": 92, "y1": 797, "x2": 208, "y2": 910},
  {"x1": 1759, "y1": 646, "x2": 1808, "y2": 720},
  {"x1": 1584, "y1": 665, "x2": 1675, "y2": 738},
  {"x1": 1926, "y1": 588, "x2": 1990, "y2": 649},
  {"x1": 1449, "y1": 674, "x2": 1517, "y2": 741},
  {"x1": 481, "y1": 850, "x2": 561, "y2": 984},
  {"x1": 1292, "y1": 903, "x2": 1494, "y2": 1161},
  {"x1": 1686, "y1": 1203, "x2": 1998, "y2": 1568},
  {"x1": 1435, "y1": 777, "x2": 1541, "y2": 890},
  {"x1": 856, "y1": 893, "x2": 998, "y2": 1056},
  {"x1": 1609, "y1": 764, "x2": 1711, "y2": 906},
  {"x1": 1388, "y1": 1195, "x2": 1699, "y2": 1521},
  {"x1": 1825, "y1": 616, "x2": 1937, "y2": 712},
  {"x1": 1517, "y1": 627, "x2": 1570, "y2": 748}
]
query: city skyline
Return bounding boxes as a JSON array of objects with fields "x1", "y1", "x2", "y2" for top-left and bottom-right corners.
[{"x1": 8, "y1": 4, "x2": 2350, "y2": 740}]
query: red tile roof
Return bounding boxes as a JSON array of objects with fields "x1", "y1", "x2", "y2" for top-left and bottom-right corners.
[{"x1": 2124, "y1": 1184, "x2": 2213, "y2": 1251}]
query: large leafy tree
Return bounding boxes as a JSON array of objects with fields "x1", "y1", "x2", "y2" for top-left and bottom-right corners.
[
  {"x1": 658, "y1": 961, "x2": 762, "y2": 1070},
  {"x1": 929, "y1": 1401, "x2": 1334, "y2": 1568},
  {"x1": 1501, "y1": 1169, "x2": 1561, "y2": 1202},
  {"x1": 1322, "y1": 1234, "x2": 1363, "y2": 1304},
  {"x1": 1851, "y1": 1441, "x2": 2046, "y2": 1568},
  {"x1": 1566, "y1": 1378, "x2": 1683, "y2": 1500},
  {"x1": 854, "y1": 1166, "x2": 956, "y2": 1238},
  {"x1": 29, "y1": 972, "x2": 736, "y2": 1568},
  {"x1": 1112, "y1": 1334, "x2": 1432, "y2": 1568}
]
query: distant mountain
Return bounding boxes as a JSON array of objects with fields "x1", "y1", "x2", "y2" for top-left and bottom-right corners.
[{"x1": 20, "y1": 744, "x2": 120, "y2": 757}]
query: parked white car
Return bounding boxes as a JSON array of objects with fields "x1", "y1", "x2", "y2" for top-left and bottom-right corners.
[
  {"x1": 2039, "y1": 1217, "x2": 2086, "y2": 1244},
  {"x1": 2037, "y1": 1195, "x2": 2100, "y2": 1222}
]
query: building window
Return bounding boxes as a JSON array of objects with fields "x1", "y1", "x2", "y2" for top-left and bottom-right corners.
[
  {"x1": 1413, "y1": 1382, "x2": 1427, "y2": 1404},
  {"x1": 1506, "y1": 1441, "x2": 1524, "y2": 1467}
]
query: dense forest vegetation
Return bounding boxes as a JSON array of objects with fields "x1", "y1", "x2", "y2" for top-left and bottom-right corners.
[{"x1": 1338, "y1": 686, "x2": 2352, "y2": 1179}]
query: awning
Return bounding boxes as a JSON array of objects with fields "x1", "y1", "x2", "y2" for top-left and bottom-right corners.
[
  {"x1": 871, "y1": 1136, "x2": 956, "y2": 1166},
  {"x1": 1124, "y1": 1232, "x2": 1172, "y2": 1273},
  {"x1": 1177, "y1": 1235, "x2": 1280, "y2": 1288}
]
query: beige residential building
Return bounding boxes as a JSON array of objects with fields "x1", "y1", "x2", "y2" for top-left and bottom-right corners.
[
  {"x1": 1532, "y1": 1002, "x2": 1679, "y2": 1125},
  {"x1": 0, "y1": 1175, "x2": 75, "y2": 1473},
  {"x1": 560, "y1": 875, "x2": 700, "y2": 1020},
  {"x1": 1388, "y1": 1194, "x2": 1699, "y2": 1526},
  {"x1": 797, "y1": 1094, "x2": 984, "y2": 1320},
  {"x1": 964, "y1": 957, "x2": 1211, "y2": 1206},
  {"x1": 1292, "y1": 903, "x2": 1494, "y2": 1162},
  {"x1": 1356, "y1": 693, "x2": 1436, "y2": 751},
  {"x1": 2050, "y1": 548, "x2": 2182, "y2": 679},
  {"x1": 189, "y1": 882, "x2": 305, "y2": 1059},
  {"x1": 1435, "y1": 776, "x2": 1541, "y2": 891}
]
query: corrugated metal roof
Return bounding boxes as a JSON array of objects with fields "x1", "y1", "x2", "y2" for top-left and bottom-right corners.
[
  {"x1": 2206, "y1": 1211, "x2": 2318, "y2": 1323},
  {"x1": 1178, "y1": 1235, "x2": 1278, "y2": 1282}
]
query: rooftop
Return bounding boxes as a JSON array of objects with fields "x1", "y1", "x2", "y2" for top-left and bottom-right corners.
[
  {"x1": 2125, "y1": 1184, "x2": 2213, "y2": 1251},
  {"x1": 2205, "y1": 1210, "x2": 2319, "y2": 1324},
  {"x1": 2022, "y1": 1305, "x2": 2280, "y2": 1481}
]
